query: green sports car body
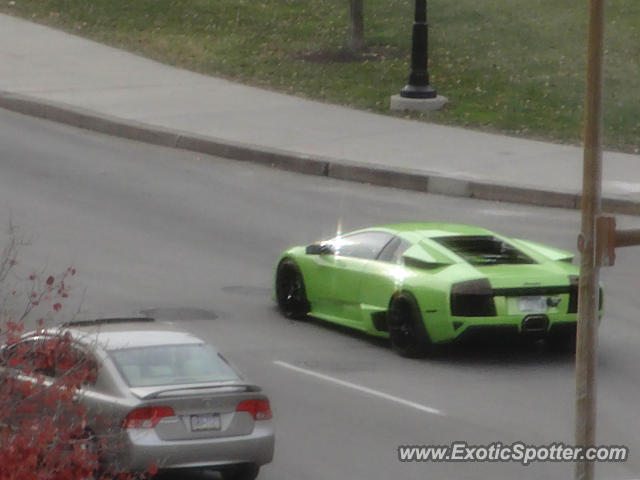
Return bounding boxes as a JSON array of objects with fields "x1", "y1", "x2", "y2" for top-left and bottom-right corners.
[{"x1": 274, "y1": 223, "x2": 603, "y2": 356}]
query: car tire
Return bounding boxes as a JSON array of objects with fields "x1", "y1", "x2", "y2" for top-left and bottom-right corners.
[
  {"x1": 387, "y1": 293, "x2": 431, "y2": 358},
  {"x1": 223, "y1": 463, "x2": 260, "y2": 480},
  {"x1": 548, "y1": 331, "x2": 577, "y2": 354},
  {"x1": 276, "y1": 259, "x2": 310, "y2": 320},
  {"x1": 75, "y1": 428, "x2": 105, "y2": 477}
]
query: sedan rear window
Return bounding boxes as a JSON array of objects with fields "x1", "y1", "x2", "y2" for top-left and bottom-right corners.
[
  {"x1": 434, "y1": 236, "x2": 536, "y2": 266},
  {"x1": 109, "y1": 344, "x2": 240, "y2": 387}
]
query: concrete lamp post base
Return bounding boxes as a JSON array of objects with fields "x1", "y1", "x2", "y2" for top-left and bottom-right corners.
[{"x1": 390, "y1": 94, "x2": 448, "y2": 113}]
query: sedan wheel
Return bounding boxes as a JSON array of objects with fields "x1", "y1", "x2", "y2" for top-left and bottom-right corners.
[
  {"x1": 276, "y1": 260, "x2": 310, "y2": 320},
  {"x1": 388, "y1": 294, "x2": 431, "y2": 358},
  {"x1": 222, "y1": 463, "x2": 260, "y2": 480}
]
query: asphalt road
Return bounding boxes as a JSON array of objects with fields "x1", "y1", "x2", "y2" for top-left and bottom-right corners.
[{"x1": 1, "y1": 109, "x2": 640, "y2": 480}]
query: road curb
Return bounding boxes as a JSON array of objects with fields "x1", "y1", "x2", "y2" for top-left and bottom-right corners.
[
  {"x1": 470, "y1": 183, "x2": 579, "y2": 210},
  {"x1": 1, "y1": 90, "x2": 639, "y2": 216}
]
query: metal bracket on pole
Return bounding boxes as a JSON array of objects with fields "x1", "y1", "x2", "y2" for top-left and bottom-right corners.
[
  {"x1": 593, "y1": 214, "x2": 640, "y2": 267},
  {"x1": 595, "y1": 215, "x2": 616, "y2": 267},
  {"x1": 615, "y1": 228, "x2": 640, "y2": 248}
]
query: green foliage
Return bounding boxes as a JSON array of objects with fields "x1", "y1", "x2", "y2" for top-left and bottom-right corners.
[{"x1": 2, "y1": 0, "x2": 638, "y2": 152}]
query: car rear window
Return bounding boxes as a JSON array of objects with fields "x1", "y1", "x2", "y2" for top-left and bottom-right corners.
[
  {"x1": 109, "y1": 344, "x2": 240, "y2": 387},
  {"x1": 433, "y1": 236, "x2": 536, "y2": 266}
]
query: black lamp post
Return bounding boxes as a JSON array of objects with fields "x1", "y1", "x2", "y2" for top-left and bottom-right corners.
[{"x1": 400, "y1": 0, "x2": 437, "y2": 99}]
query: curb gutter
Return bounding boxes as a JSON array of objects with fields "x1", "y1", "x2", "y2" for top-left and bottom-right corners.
[{"x1": 1, "y1": 90, "x2": 639, "y2": 216}]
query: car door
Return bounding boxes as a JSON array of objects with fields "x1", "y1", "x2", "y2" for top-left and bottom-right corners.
[
  {"x1": 357, "y1": 236, "x2": 413, "y2": 324},
  {"x1": 311, "y1": 231, "x2": 394, "y2": 324}
]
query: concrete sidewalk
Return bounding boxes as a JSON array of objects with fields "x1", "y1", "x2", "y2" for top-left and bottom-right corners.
[{"x1": 1, "y1": 14, "x2": 639, "y2": 214}]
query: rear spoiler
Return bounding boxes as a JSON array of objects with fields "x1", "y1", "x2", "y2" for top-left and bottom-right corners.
[
  {"x1": 512, "y1": 239, "x2": 575, "y2": 263},
  {"x1": 131, "y1": 383, "x2": 261, "y2": 400},
  {"x1": 402, "y1": 243, "x2": 454, "y2": 269}
]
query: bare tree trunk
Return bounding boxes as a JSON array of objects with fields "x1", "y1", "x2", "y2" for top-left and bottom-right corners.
[{"x1": 348, "y1": 0, "x2": 364, "y2": 51}]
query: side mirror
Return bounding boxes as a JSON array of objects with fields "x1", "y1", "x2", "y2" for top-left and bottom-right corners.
[{"x1": 305, "y1": 243, "x2": 334, "y2": 255}]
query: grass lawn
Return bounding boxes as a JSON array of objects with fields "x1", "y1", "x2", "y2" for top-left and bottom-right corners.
[{"x1": 1, "y1": 0, "x2": 638, "y2": 152}]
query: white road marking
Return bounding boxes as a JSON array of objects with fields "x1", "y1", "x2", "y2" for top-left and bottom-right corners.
[{"x1": 273, "y1": 360, "x2": 444, "y2": 416}]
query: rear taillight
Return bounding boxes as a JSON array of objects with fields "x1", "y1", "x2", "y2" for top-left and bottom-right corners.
[
  {"x1": 568, "y1": 275, "x2": 579, "y2": 313},
  {"x1": 236, "y1": 399, "x2": 272, "y2": 421},
  {"x1": 599, "y1": 287, "x2": 603, "y2": 310},
  {"x1": 450, "y1": 278, "x2": 496, "y2": 317},
  {"x1": 568, "y1": 276, "x2": 603, "y2": 312},
  {"x1": 123, "y1": 406, "x2": 175, "y2": 429}
]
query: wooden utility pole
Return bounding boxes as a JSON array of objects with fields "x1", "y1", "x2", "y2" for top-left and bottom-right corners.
[
  {"x1": 575, "y1": 0, "x2": 605, "y2": 479},
  {"x1": 575, "y1": 4, "x2": 640, "y2": 479}
]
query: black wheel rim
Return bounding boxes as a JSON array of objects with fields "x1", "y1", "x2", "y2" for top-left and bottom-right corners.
[
  {"x1": 277, "y1": 269, "x2": 303, "y2": 315},
  {"x1": 389, "y1": 300, "x2": 414, "y2": 351}
]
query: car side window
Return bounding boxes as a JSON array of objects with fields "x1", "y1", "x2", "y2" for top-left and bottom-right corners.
[
  {"x1": 332, "y1": 231, "x2": 394, "y2": 260},
  {"x1": 377, "y1": 237, "x2": 411, "y2": 263},
  {"x1": 3, "y1": 337, "x2": 97, "y2": 385},
  {"x1": 3, "y1": 339, "x2": 56, "y2": 377}
]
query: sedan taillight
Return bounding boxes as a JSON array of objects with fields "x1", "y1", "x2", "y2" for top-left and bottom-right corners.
[
  {"x1": 236, "y1": 399, "x2": 272, "y2": 421},
  {"x1": 123, "y1": 406, "x2": 175, "y2": 429}
]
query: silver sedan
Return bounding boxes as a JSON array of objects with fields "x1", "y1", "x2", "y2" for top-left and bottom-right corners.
[{"x1": 2, "y1": 317, "x2": 275, "y2": 479}]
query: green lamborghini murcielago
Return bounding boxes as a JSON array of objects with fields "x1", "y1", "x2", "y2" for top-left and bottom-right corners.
[{"x1": 274, "y1": 222, "x2": 603, "y2": 357}]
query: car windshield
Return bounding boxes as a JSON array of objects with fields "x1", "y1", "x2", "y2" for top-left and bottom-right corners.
[
  {"x1": 434, "y1": 235, "x2": 536, "y2": 266},
  {"x1": 109, "y1": 343, "x2": 240, "y2": 387}
]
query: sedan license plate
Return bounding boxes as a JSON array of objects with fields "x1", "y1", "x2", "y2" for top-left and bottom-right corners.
[
  {"x1": 190, "y1": 413, "x2": 221, "y2": 432},
  {"x1": 518, "y1": 296, "x2": 548, "y2": 313}
]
